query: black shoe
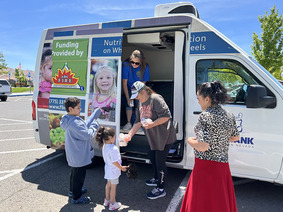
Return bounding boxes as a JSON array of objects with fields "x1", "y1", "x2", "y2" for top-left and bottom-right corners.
[
  {"x1": 145, "y1": 178, "x2": 158, "y2": 186},
  {"x1": 71, "y1": 195, "x2": 91, "y2": 204},
  {"x1": 68, "y1": 188, "x2": 87, "y2": 198},
  {"x1": 146, "y1": 188, "x2": 166, "y2": 200}
]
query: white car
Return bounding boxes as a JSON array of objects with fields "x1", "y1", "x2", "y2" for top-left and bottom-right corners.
[{"x1": 0, "y1": 79, "x2": 12, "y2": 101}]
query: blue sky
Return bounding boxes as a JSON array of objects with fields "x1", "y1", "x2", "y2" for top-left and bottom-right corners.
[{"x1": 0, "y1": 0, "x2": 282, "y2": 71}]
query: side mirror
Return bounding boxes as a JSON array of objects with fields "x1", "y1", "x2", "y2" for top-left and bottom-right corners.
[{"x1": 246, "y1": 85, "x2": 276, "y2": 108}]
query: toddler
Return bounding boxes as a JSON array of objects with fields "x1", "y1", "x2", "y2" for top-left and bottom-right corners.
[{"x1": 95, "y1": 126, "x2": 128, "y2": 210}]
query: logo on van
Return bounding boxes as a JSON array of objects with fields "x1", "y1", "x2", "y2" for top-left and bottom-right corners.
[
  {"x1": 52, "y1": 63, "x2": 80, "y2": 88},
  {"x1": 231, "y1": 112, "x2": 254, "y2": 148}
]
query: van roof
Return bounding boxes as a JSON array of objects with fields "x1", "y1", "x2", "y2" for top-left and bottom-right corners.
[{"x1": 45, "y1": 15, "x2": 192, "y2": 40}]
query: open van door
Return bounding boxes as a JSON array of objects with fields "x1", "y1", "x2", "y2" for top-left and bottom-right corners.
[{"x1": 34, "y1": 26, "x2": 123, "y2": 151}]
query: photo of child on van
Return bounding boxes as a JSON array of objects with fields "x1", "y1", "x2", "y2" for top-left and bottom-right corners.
[
  {"x1": 90, "y1": 63, "x2": 117, "y2": 121},
  {"x1": 39, "y1": 48, "x2": 52, "y2": 98}
]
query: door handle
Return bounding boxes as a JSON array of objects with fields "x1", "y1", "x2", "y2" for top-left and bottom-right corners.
[{"x1": 193, "y1": 111, "x2": 201, "y2": 115}]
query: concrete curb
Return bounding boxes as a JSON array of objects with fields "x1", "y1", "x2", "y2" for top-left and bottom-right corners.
[{"x1": 10, "y1": 93, "x2": 33, "y2": 97}]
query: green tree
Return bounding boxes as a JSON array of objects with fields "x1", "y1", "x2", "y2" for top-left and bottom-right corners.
[
  {"x1": 251, "y1": 6, "x2": 283, "y2": 79},
  {"x1": 0, "y1": 52, "x2": 8, "y2": 73}
]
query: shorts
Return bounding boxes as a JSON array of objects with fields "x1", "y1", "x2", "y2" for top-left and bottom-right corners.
[{"x1": 107, "y1": 178, "x2": 119, "y2": 185}]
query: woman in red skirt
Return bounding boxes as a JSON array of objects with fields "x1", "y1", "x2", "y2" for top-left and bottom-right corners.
[{"x1": 180, "y1": 81, "x2": 240, "y2": 212}]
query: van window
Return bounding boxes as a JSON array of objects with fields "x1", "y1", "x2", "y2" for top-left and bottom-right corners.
[
  {"x1": 0, "y1": 80, "x2": 9, "y2": 85},
  {"x1": 196, "y1": 59, "x2": 263, "y2": 104}
]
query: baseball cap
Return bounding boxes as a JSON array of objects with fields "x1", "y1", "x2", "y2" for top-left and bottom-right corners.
[{"x1": 130, "y1": 81, "x2": 145, "y2": 99}]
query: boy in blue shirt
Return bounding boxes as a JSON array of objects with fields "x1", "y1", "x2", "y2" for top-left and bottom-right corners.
[{"x1": 60, "y1": 97, "x2": 101, "y2": 204}]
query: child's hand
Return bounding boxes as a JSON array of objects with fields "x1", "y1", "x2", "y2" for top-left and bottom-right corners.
[
  {"x1": 93, "y1": 108, "x2": 102, "y2": 119},
  {"x1": 121, "y1": 166, "x2": 128, "y2": 172}
]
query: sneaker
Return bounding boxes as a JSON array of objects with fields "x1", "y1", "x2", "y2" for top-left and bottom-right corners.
[
  {"x1": 146, "y1": 188, "x2": 166, "y2": 200},
  {"x1": 68, "y1": 188, "x2": 87, "y2": 198},
  {"x1": 145, "y1": 178, "x2": 158, "y2": 186},
  {"x1": 103, "y1": 199, "x2": 110, "y2": 207},
  {"x1": 71, "y1": 195, "x2": 91, "y2": 204},
  {"x1": 122, "y1": 123, "x2": 132, "y2": 131},
  {"x1": 136, "y1": 128, "x2": 144, "y2": 134},
  {"x1": 109, "y1": 202, "x2": 121, "y2": 210}
]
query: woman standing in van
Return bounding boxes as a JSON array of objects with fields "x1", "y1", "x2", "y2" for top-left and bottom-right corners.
[
  {"x1": 180, "y1": 81, "x2": 240, "y2": 212},
  {"x1": 122, "y1": 50, "x2": 150, "y2": 131},
  {"x1": 126, "y1": 81, "x2": 176, "y2": 200}
]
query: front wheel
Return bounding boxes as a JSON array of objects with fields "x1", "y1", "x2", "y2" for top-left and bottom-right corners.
[{"x1": 0, "y1": 96, "x2": 7, "y2": 101}]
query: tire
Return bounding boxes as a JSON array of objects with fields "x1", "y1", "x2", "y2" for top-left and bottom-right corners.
[{"x1": 0, "y1": 96, "x2": 7, "y2": 101}]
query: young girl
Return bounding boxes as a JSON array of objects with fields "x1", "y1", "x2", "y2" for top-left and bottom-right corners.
[
  {"x1": 91, "y1": 66, "x2": 117, "y2": 120},
  {"x1": 95, "y1": 126, "x2": 128, "y2": 210},
  {"x1": 39, "y1": 48, "x2": 52, "y2": 98}
]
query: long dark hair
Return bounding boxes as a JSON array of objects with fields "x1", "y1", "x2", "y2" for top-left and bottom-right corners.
[
  {"x1": 95, "y1": 126, "x2": 115, "y2": 148},
  {"x1": 129, "y1": 50, "x2": 147, "y2": 81},
  {"x1": 197, "y1": 81, "x2": 229, "y2": 105}
]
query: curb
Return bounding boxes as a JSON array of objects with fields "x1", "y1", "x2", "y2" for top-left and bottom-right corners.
[{"x1": 10, "y1": 93, "x2": 33, "y2": 97}]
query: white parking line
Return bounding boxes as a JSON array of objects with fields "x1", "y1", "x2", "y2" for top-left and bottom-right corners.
[
  {"x1": 166, "y1": 171, "x2": 190, "y2": 212},
  {"x1": 0, "y1": 153, "x2": 63, "y2": 182},
  {"x1": 0, "y1": 123, "x2": 32, "y2": 126},
  {"x1": 0, "y1": 148, "x2": 48, "y2": 155},
  {"x1": 0, "y1": 137, "x2": 35, "y2": 142},
  {"x1": 0, "y1": 129, "x2": 33, "y2": 133},
  {"x1": 0, "y1": 118, "x2": 32, "y2": 123}
]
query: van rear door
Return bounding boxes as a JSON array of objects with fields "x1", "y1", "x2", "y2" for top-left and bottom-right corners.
[{"x1": 34, "y1": 26, "x2": 123, "y2": 150}]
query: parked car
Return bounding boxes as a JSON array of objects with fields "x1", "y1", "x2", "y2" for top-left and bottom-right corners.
[{"x1": 0, "y1": 79, "x2": 12, "y2": 101}]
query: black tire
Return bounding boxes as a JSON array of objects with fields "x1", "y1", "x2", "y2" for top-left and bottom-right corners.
[{"x1": 0, "y1": 96, "x2": 7, "y2": 101}]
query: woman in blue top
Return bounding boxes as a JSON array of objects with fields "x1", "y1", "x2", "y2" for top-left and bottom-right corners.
[{"x1": 122, "y1": 50, "x2": 150, "y2": 130}]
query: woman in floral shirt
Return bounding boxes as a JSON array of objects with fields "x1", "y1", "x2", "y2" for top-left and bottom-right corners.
[{"x1": 181, "y1": 81, "x2": 240, "y2": 212}]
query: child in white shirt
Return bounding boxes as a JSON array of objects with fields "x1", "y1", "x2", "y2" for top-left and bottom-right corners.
[{"x1": 95, "y1": 126, "x2": 128, "y2": 210}]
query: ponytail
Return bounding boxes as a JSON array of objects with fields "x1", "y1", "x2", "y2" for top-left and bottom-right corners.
[{"x1": 95, "y1": 126, "x2": 115, "y2": 148}]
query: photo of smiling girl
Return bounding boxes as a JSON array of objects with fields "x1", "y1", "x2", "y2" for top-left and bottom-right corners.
[{"x1": 90, "y1": 65, "x2": 117, "y2": 121}]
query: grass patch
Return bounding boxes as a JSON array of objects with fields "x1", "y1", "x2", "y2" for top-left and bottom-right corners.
[{"x1": 12, "y1": 87, "x2": 34, "y2": 93}]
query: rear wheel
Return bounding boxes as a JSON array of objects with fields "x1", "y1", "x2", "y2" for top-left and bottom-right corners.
[{"x1": 0, "y1": 96, "x2": 7, "y2": 101}]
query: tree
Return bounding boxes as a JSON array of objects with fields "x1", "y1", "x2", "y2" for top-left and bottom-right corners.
[
  {"x1": 0, "y1": 52, "x2": 8, "y2": 73},
  {"x1": 251, "y1": 6, "x2": 283, "y2": 80}
]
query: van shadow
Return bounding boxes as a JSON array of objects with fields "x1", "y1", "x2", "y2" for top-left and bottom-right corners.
[
  {"x1": 21, "y1": 151, "x2": 106, "y2": 211},
  {"x1": 21, "y1": 150, "x2": 189, "y2": 211}
]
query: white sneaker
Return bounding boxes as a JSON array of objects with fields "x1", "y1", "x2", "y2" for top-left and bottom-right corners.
[
  {"x1": 136, "y1": 128, "x2": 144, "y2": 134},
  {"x1": 103, "y1": 198, "x2": 110, "y2": 206},
  {"x1": 122, "y1": 123, "x2": 132, "y2": 131},
  {"x1": 109, "y1": 202, "x2": 121, "y2": 210}
]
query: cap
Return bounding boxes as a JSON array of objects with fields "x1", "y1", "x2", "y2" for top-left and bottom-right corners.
[{"x1": 130, "y1": 81, "x2": 145, "y2": 99}]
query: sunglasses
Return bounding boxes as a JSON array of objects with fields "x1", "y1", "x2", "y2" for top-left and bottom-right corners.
[{"x1": 130, "y1": 61, "x2": 140, "y2": 66}]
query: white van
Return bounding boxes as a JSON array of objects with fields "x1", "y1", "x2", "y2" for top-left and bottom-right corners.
[{"x1": 32, "y1": 2, "x2": 283, "y2": 184}]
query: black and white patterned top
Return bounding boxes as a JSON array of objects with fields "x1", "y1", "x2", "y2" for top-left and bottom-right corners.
[{"x1": 194, "y1": 105, "x2": 239, "y2": 163}]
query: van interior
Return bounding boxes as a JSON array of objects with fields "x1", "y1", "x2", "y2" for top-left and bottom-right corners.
[{"x1": 119, "y1": 29, "x2": 184, "y2": 163}]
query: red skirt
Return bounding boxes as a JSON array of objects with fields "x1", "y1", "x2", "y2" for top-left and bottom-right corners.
[{"x1": 180, "y1": 158, "x2": 237, "y2": 212}]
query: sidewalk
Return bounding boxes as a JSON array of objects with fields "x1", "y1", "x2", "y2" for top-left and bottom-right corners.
[{"x1": 10, "y1": 91, "x2": 33, "y2": 97}]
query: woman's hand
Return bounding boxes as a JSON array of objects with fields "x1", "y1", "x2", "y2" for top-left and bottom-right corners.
[
  {"x1": 188, "y1": 137, "x2": 209, "y2": 152},
  {"x1": 142, "y1": 119, "x2": 154, "y2": 129}
]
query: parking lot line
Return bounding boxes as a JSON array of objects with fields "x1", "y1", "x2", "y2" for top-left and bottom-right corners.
[
  {"x1": 0, "y1": 118, "x2": 32, "y2": 123},
  {"x1": 0, "y1": 129, "x2": 33, "y2": 133},
  {"x1": 0, "y1": 148, "x2": 48, "y2": 155},
  {"x1": 166, "y1": 171, "x2": 190, "y2": 212},
  {"x1": 0, "y1": 137, "x2": 35, "y2": 142}
]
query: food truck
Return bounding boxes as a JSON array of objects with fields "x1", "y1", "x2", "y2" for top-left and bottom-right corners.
[{"x1": 32, "y1": 2, "x2": 283, "y2": 184}]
